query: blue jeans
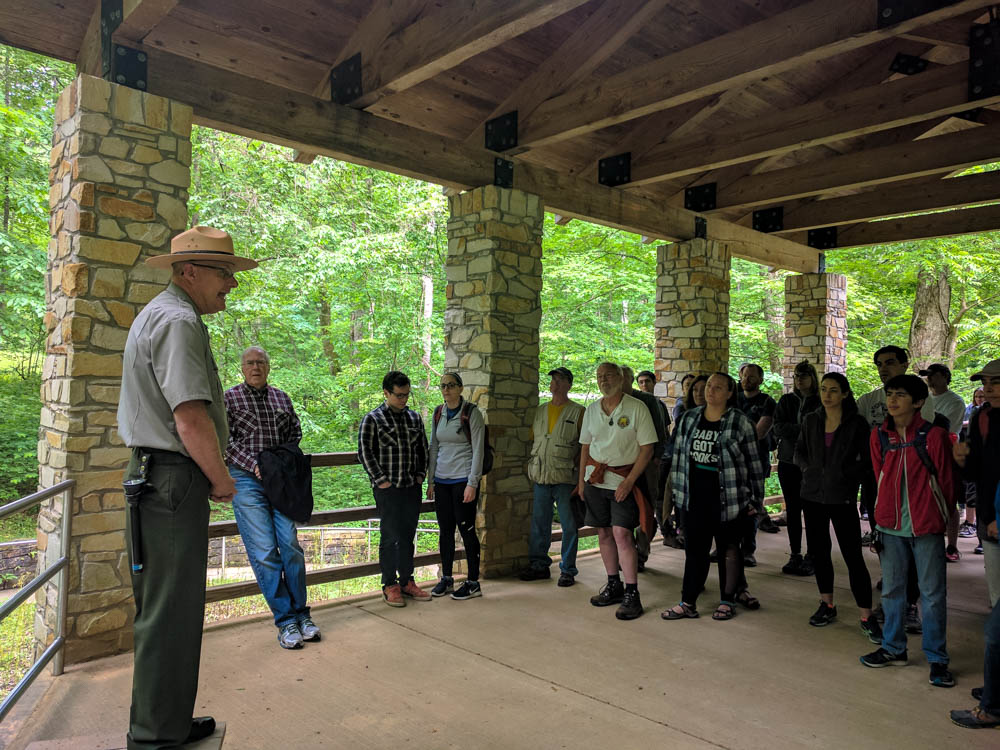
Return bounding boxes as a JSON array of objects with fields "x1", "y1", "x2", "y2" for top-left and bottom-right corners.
[
  {"x1": 231, "y1": 468, "x2": 309, "y2": 628},
  {"x1": 880, "y1": 532, "x2": 948, "y2": 663},
  {"x1": 528, "y1": 483, "x2": 578, "y2": 576}
]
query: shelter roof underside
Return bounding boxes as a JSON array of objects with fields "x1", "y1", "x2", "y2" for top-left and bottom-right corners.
[{"x1": 4, "y1": 0, "x2": 1000, "y2": 271}]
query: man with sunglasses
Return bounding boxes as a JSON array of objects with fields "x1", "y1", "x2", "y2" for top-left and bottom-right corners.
[
  {"x1": 358, "y1": 371, "x2": 430, "y2": 607},
  {"x1": 118, "y1": 226, "x2": 257, "y2": 749}
]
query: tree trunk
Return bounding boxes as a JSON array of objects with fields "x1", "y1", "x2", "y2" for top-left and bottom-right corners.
[
  {"x1": 420, "y1": 274, "x2": 433, "y2": 421},
  {"x1": 318, "y1": 296, "x2": 341, "y2": 376},
  {"x1": 764, "y1": 270, "x2": 784, "y2": 375},
  {"x1": 908, "y1": 267, "x2": 953, "y2": 371},
  {"x1": 3, "y1": 46, "x2": 10, "y2": 234}
]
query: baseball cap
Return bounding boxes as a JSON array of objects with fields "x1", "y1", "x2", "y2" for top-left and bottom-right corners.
[
  {"x1": 918, "y1": 363, "x2": 951, "y2": 379},
  {"x1": 971, "y1": 358, "x2": 1000, "y2": 382},
  {"x1": 548, "y1": 367, "x2": 574, "y2": 385}
]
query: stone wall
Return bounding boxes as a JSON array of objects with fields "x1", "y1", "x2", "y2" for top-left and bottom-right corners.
[
  {"x1": 653, "y1": 239, "x2": 731, "y2": 406},
  {"x1": 35, "y1": 74, "x2": 191, "y2": 663},
  {"x1": 783, "y1": 273, "x2": 847, "y2": 389},
  {"x1": 445, "y1": 186, "x2": 543, "y2": 577}
]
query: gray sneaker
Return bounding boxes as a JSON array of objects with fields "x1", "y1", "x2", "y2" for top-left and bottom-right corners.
[
  {"x1": 297, "y1": 617, "x2": 321, "y2": 642},
  {"x1": 278, "y1": 622, "x2": 304, "y2": 649}
]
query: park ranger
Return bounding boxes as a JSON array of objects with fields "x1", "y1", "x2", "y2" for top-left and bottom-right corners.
[{"x1": 117, "y1": 226, "x2": 258, "y2": 749}]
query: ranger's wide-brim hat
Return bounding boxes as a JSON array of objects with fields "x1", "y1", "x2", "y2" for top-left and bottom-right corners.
[{"x1": 146, "y1": 226, "x2": 259, "y2": 271}]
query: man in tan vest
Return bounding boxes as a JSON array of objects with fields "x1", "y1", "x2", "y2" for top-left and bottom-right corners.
[{"x1": 520, "y1": 367, "x2": 585, "y2": 586}]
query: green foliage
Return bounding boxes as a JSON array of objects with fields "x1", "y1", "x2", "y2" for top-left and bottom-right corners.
[{"x1": 0, "y1": 370, "x2": 41, "y2": 504}]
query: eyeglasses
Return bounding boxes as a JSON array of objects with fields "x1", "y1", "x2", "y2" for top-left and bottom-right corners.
[
  {"x1": 390, "y1": 391, "x2": 410, "y2": 400},
  {"x1": 189, "y1": 262, "x2": 236, "y2": 280},
  {"x1": 244, "y1": 359, "x2": 268, "y2": 367},
  {"x1": 439, "y1": 383, "x2": 460, "y2": 390}
]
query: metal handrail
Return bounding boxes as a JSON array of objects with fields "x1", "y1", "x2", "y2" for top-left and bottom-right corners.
[{"x1": 0, "y1": 479, "x2": 74, "y2": 723}]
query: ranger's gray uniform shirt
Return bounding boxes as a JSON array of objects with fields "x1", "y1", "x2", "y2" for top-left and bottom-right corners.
[{"x1": 118, "y1": 283, "x2": 228, "y2": 455}]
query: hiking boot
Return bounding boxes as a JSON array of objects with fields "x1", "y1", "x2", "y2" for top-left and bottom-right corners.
[
  {"x1": 590, "y1": 579, "x2": 625, "y2": 607},
  {"x1": 615, "y1": 589, "x2": 644, "y2": 620},
  {"x1": 297, "y1": 617, "x2": 321, "y2": 641},
  {"x1": 905, "y1": 604, "x2": 922, "y2": 634},
  {"x1": 809, "y1": 602, "x2": 837, "y2": 627},
  {"x1": 661, "y1": 529, "x2": 683, "y2": 548},
  {"x1": 278, "y1": 622, "x2": 304, "y2": 649},
  {"x1": 400, "y1": 580, "x2": 431, "y2": 601},
  {"x1": 451, "y1": 580, "x2": 482, "y2": 600},
  {"x1": 430, "y1": 576, "x2": 454, "y2": 597},
  {"x1": 860, "y1": 647, "x2": 907, "y2": 668},
  {"x1": 946, "y1": 544, "x2": 961, "y2": 563},
  {"x1": 860, "y1": 616, "x2": 882, "y2": 645},
  {"x1": 518, "y1": 567, "x2": 551, "y2": 581},
  {"x1": 959, "y1": 522, "x2": 977, "y2": 538},
  {"x1": 758, "y1": 515, "x2": 780, "y2": 534},
  {"x1": 782, "y1": 553, "x2": 810, "y2": 575},
  {"x1": 950, "y1": 706, "x2": 1000, "y2": 729},
  {"x1": 743, "y1": 554, "x2": 757, "y2": 568},
  {"x1": 557, "y1": 572, "x2": 575, "y2": 587},
  {"x1": 929, "y1": 662, "x2": 956, "y2": 688},
  {"x1": 383, "y1": 583, "x2": 405, "y2": 607}
]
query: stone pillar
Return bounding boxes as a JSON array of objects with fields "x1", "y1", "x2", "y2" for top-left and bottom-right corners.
[
  {"x1": 35, "y1": 74, "x2": 191, "y2": 663},
  {"x1": 444, "y1": 186, "x2": 542, "y2": 577},
  {"x1": 653, "y1": 239, "x2": 731, "y2": 406},
  {"x1": 783, "y1": 273, "x2": 847, "y2": 389}
]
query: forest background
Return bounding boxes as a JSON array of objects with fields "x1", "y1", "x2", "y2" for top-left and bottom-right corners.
[{"x1": 2, "y1": 46, "x2": 1000, "y2": 537}]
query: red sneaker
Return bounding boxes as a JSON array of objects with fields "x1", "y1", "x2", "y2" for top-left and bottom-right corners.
[
  {"x1": 383, "y1": 583, "x2": 405, "y2": 607},
  {"x1": 400, "y1": 580, "x2": 431, "y2": 601}
]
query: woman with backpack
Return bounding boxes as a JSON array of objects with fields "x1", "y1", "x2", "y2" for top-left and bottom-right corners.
[
  {"x1": 794, "y1": 372, "x2": 881, "y2": 642},
  {"x1": 773, "y1": 360, "x2": 821, "y2": 576},
  {"x1": 427, "y1": 372, "x2": 486, "y2": 600}
]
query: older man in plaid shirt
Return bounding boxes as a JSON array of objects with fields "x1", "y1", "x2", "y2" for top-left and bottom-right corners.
[
  {"x1": 358, "y1": 370, "x2": 431, "y2": 607},
  {"x1": 225, "y1": 346, "x2": 319, "y2": 649}
]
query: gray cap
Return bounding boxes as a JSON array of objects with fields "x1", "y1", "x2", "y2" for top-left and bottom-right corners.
[{"x1": 971, "y1": 358, "x2": 1000, "y2": 382}]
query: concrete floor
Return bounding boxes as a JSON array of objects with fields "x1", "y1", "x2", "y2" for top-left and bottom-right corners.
[{"x1": 3, "y1": 529, "x2": 995, "y2": 750}]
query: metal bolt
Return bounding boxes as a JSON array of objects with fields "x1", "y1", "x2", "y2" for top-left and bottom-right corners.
[
  {"x1": 881, "y1": 8, "x2": 892, "y2": 19},
  {"x1": 985, "y1": 36, "x2": 993, "y2": 46},
  {"x1": 117, "y1": 46, "x2": 126, "y2": 56},
  {"x1": 974, "y1": 84, "x2": 984, "y2": 94},
  {"x1": 137, "y1": 53, "x2": 147, "y2": 62},
  {"x1": 137, "y1": 80, "x2": 146, "y2": 90},
  {"x1": 116, "y1": 74, "x2": 125, "y2": 83}
]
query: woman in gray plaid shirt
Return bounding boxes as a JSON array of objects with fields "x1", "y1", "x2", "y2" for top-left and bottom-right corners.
[{"x1": 662, "y1": 372, "x2": 766, "y2": 622}]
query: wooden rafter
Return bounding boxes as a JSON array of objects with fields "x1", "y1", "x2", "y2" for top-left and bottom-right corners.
[
  {"x1": 132, "y1": 46, "x2": 820, "y2": 273},
  {"x1": 515, "y1": 0, "x2": 995, "y2": 150},
  {"x1": 630, "y1": 63, "x2": 999, "y2": 186},
  {"x1": 116, "y1": 0, "x2": 179, "y2": 42},
  {"x1": 827, "y1": 202, "x2": 1000, "y2": 248}
]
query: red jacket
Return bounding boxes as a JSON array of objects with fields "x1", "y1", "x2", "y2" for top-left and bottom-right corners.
[{"x1": 869, "y1": 414, "x2": 956, "y2": 536}]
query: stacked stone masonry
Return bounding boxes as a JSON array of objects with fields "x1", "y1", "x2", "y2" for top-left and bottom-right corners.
[
  {"x1": 653, "y1": 239, "x2": 732, "y2": 406},
  {"x1": 445, "y1": 186, "x2": 543, "y2": 577},
  {"x1": 35, "y1": 74, "x2": 191, "y2": 664},
  {"x1": 783, "y1": 273, "x2": 848, "y2": 390}
]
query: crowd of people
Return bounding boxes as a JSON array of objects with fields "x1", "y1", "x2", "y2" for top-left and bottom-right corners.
[{"x1": 114, "y1": 226, "x2": 999, "y2": 746}]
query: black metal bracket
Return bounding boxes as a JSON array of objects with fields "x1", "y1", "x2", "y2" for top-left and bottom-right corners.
[
  {"x1": 684, "y1": 182, "x2": 716, "y2": 212},
  {"x1": 889, "y1": 52, "x2": 929, "y2": 75},
  {"x1": 493, "y1": 157, "x2": 513, "y2": 189},
  {"x1": 598, "y1": 152, "x2": 631, "y2": 187},
  {"x1": 330, "y1": 53, "x2": 362, "y2": 105},
  {"x1": 694, "y1": 216, "x2": 707, "y2": 239},
  {"x1": 969, "y1": 22, "x2": 1000, "y2": 102},
  {"x1": 877, "y1": 1, "x2": 957, "y2": 29},
  {"x1": 817, "y1": 253, "x2": 827, "y2": 273},
  {"x1": 807, "y1": 226, "x2": 838, "y2": 250},
  {"x1": 752, "y1": 206, "x2": 784, "y2": 233},
  {"x1": 954, "y1": 107, "x2": 983, "y2": 122},
  {"x1": 111, "y1": 45, "x2": 148, "y2": 91},
  {"x1": 485, "y1": 111, "x2": 518, "y2": 152},
  {"x1": 100, "y1": 0, "x2": 124, "y2": 80}
]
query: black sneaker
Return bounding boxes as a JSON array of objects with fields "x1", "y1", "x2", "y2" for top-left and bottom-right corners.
[
  {"x1": 800, "y1": 554, "x2": 815, "y2": 576},
  {"x1": 518, "y1": 567, "x2": 551, "y2": 581},
  {"x1": 451, "y1": 580, "x2": 482, "y2": 600},
  {"x1": 809, "y1": 602, "x2": 837, "y2": 627},
  {"x1": 905, "y1": 604, "x2": 922, "y2": 634},
  {"x1": 860, "y1": 616, "x2": 882, "y2": 645},
  {"x1": 557, "y1": 572, "x2": 575, "y2": 587},
  {"x1": 430, "y1": 576, "x2": 454, "y2": 597},
  {"x1": 782, "y1": 553, "x2": 806, "y2": 575},
  {"x1": 615, "y1": 589, "x2": 643, "y2": 620},
  {"x1": 709, "y1": 548, "x2": 718, "y2": 563},
  {"x1": 758, "y1": 515, "x2": 780, "y2": 534},
  {"x1": 975, "y1": 543, "x2": 984, "y2": 555},
  {"x1": 860, "y1": 647, "x2": 907, "y2": 668},
  {"x1": 873, "y1": 604, "x2": 885, "y2": 623},
  {"x1": 590, "y1": 580, "x2": 624, "y2": 607},
  {"x1": 743, "y1": 554, "x2": 757, "y2": 568},
  {"x1": 929, "y1": 662, "x2": 956, "y2": 688}
]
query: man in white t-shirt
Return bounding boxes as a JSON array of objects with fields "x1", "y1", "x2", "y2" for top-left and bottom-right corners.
[
  {"x1": 920, "y1": 362, "x2": 965, "y2": 562},
  {"x1": 577, "y1": 362, "x2": 657, "y2": 620}
]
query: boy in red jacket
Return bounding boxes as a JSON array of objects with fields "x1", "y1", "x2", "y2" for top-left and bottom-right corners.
[{"x1": 860, "y1": 375, "x2": 957, "y2": 688}]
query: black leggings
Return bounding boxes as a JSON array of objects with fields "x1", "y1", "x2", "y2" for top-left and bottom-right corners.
[
  {"x1": 435, "y1": 482, "x2": 481, "y2": 581},
  {"x1": 777, "y1": 461, "x2": 805, "y2": 555},
  {"x1": 681, "y1": 499, "x2": 745, "y2": 606},
  {"x1": 802, "y1": 501, "x2": 872, "y2": 609}
]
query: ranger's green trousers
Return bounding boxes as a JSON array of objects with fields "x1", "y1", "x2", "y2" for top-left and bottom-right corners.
[{"x1": 125, "y1": 449, "x2": 210, "y2": 750}]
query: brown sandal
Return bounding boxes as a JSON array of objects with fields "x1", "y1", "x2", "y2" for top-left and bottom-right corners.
[
  {"x1": 712, "y1": 602, "x2": 736, "y2": 620},
  {"x1": 661, "y1": 602, "x2": 699, "y2": 620}
]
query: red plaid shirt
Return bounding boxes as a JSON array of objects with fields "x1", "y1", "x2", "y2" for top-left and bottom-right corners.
[{"x1": 224, "y1": 382, "x2": 302, "y2": 473}]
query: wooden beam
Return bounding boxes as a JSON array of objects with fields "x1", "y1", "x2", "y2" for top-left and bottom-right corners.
[
  {"x1": 630, "y1": 63, "x2": 998, "y2": 186},
  {"x1": 115, "y1": 0, "x2": 178, "y2": 43},
  {"x1": 133, "y1": 46, "x2": 819, "y2": 273},
  {"x1": 830, "y1": 202, "x2": 1000, "y2": 248},
  {"x1": 516, "y1": 0, "x2": 995, "y2": 150},
  {"x1": 776, "y1": 170, "x2": 1000, "y2": 232},
  {"x1": 320, "y1": 0, "x2": 591, "y2": 109},
  {"x1": 709, "y1": 122, "x2": 1000, "y2": 212},
  {"x1": 552, "y1": 214, "x2": 573, "y2": 226},
  {"x1": 291, "y1": 150, "x2": 317, "y2": 165},
  {"x1": 462, "y1": 0, "x2": 669, "y2": 145}
]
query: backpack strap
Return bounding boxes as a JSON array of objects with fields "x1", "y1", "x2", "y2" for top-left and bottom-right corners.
[
  {"x1": 459, "y1": 400, "x2": 475, "y2": 443},
  {"x1": 432, "y1": 404, "x2": 443, "y2": 430},
  {"x1": 877, "y1": 422, "x2": 938, "y2": 477}
]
